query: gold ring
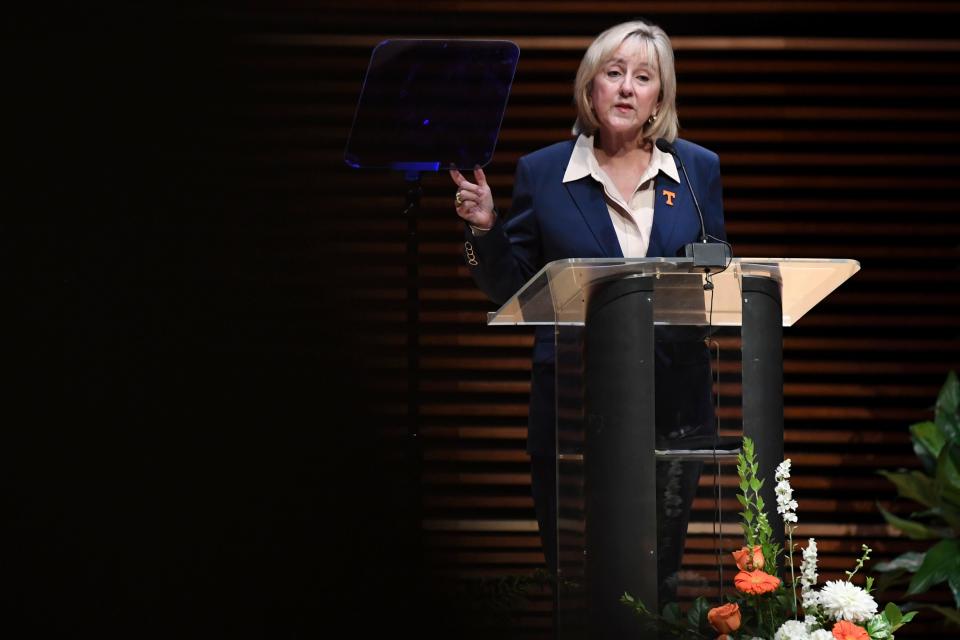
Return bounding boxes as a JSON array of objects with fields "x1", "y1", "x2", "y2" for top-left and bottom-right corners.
[{"x1": 455, "y1": 191, "x2": 463, "y2": 206}]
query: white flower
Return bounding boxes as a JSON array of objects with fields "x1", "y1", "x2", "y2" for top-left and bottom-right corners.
[
  {"x1": 819, "y1": 579, "x2": 878, "y2": 622},
  {"x1": 803, "y1": 616, "x2": 832, "y2": 640},
  {"x1": 774, "y1": 619, "x2": 810, "y2": 640},
  {"x1": 803, "y1": 589, "x2": 821, "y2": 609},
  {"x1": 775, "y1": 459, "x2": 798, "y2": 523},
  {"x1": 800, "y1": 538, "x2": 820, "y2": 609},
  {"x1": 773, "y1": 458, "x2": 790, "y2": 482},
  {"x1": 775, "y1": 458, "x2": 792, "y2": 481}
]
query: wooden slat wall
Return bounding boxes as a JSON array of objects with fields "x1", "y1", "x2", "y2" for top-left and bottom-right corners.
[{"x1": 208, "y1": 2, "x2": 960, "y2": 636}]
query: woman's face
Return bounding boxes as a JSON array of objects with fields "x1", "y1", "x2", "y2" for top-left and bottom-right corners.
[{"x1": 589, "y1": 38, "x2": 661, "y2": 141}]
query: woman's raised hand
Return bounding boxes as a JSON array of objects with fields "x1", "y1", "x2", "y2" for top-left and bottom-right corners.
[{"x1": 450, "y1": 166, "x2": 496, "y2": 230}]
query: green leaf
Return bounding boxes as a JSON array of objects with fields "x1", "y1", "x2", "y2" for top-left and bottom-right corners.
[
  {"x1": 899, "y1": 609, "x2": 919, "y2": 625},
  {"x1": 938, "y1": 501, "x2": 960, "y2": 532},
  {"x1": 936, "y1": 371, "x2": 959, "y2": 418},
  {"x1": 878, "y1": 503, "x2": 947, "y2": 540},
  {"x1": 949, "y1": 563, "x2": 960, "y2": 609},
  {"x1": 941, "y1": 492, "x2": 960, "y2": 516},
  {"x1": 878, "y1": 469, "x2": 939, "y2": 508},
  {"x1": 935, "y1": 444, "x2": 960, "y2": 529},
  {"x1": 874, "y1": 551, "x2": 925, "y2": 573},
  {"x1": 686, "y1": 596, "x2": 710, "y2": 629},
  {"x1": 936, "y1": 371, "x2": 960, "y2": 440},
  {"x1": 936, "y1": 443, "x2": 960, "y2": 490},
  {"x1": 869, "y1": 610, "x2": 894, "y2": 638},
  {"x1": 750, "y1": 477, "x2": 761, "y2": 492},
  {"x1": 911, "y1": 420, "x2": 947, "y2": 460},
  {"x1": 941, "y1": 413, "x2": 960, "y2": 443},
  {"x1": 881, "y1": 602, "x2": 918, "y2": 632},
  {"x1": 912, "y1": 445, "x2": 939, "y2": 475},
  {"x1": 883, "y1": 601, "x2": 902, "y2": 627},
  {"x1": 620, "y1": 592, "x2": 653, "y2": 619},
  {"x1": 906, "y1": 539, "x2": 960, "y2": 597},
  {"x1": 662, "y1": 601, "x2": 681, "y2": 623}
]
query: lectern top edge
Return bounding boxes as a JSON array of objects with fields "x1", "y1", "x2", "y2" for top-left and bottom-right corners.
[{"x1": 486, "y1": 257, "x2": 860, "y2": 328}]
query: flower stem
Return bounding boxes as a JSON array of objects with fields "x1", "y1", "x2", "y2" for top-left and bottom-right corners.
[
  {"x1": 788, "y1": 529, "x2": 797, "y2": 618},
  {"x1": 846, "y1": 544, "x2": 872, "y2": 583}
]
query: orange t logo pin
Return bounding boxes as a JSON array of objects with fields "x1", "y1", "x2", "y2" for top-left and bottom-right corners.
[{"x1": 662, "y1": 189, "x2": 676, "y2": 206}]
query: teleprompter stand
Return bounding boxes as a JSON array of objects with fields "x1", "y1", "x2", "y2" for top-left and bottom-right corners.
[{"x1": 344, "y1": 39, "x2": 519, "y2": 550}]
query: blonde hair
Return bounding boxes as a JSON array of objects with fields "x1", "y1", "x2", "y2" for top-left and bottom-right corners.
[{"x1": 572, "y1": 20, "x2": 678, "y2": 143}]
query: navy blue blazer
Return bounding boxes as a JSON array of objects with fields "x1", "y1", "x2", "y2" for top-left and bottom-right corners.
[{"x1": 463, "y1": 137, "x2": 727, "y2": 456}]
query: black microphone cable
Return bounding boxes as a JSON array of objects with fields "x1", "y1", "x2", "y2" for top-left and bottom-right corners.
[
  {"x1": 658, "y1": 135, "x2": 733, "y2": 592},
  {"x1": 705, "y1": 267, "x2": 725, "y2": 600},
  {"x1": 655, "y1": 137, "x2": 734, "y2": 276}
]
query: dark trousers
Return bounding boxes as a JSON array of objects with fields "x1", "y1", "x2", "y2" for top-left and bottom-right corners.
[
  {"x1": 530, "y1": 454, "x2": 558, "y2": 574},
  {"x1": 530, "y1": 453, "x2": 702, "y2": 605},
  {"x1": 530, "y1": 337, "x2": 715, "y2": 604}
]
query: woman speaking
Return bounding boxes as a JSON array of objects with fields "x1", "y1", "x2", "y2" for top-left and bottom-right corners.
[{"x1": 450, "y1": 19, "x2": 727, "y2": 603}]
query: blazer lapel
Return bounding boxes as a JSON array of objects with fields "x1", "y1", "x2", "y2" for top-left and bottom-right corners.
[
  {"x1": 564, "y1": 177, "x2": 623, "y2": 258},
  {"x1": 650, "y1": 170, "x2": 685, "y2": 258}
]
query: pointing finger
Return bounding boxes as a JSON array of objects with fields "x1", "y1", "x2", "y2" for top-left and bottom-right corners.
[{"x1": 474, "y1": 166, "x2": 488, "y2": 189}]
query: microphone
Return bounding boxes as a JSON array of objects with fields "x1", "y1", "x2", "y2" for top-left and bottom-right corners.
[{"x1": 655, "y1": 138, "x2": 731, "y2": 269}]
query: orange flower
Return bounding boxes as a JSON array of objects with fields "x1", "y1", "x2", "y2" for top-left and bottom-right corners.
[
  {"x1": 731, "y1": 545, "x2": 765, "y2": 571},
  {"x1": 707, "y1": 602, "x2": 741, "y2": 634},
  {"x1": 832, "y1": 620, "x2": 870, "y2": 640},
  {"x1": 734, "y1": 569, "x2": 781, "y2": 595}
]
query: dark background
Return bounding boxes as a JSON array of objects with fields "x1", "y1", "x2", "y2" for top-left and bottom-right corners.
[
  {"x1": 17, "y1": 6, "x2": 419, "y2": 637},
  {"x1": 16, "y1": 2, "x2": 960, "y2": 637}
]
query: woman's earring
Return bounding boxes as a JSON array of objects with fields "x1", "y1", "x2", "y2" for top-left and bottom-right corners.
[{"x1": 647, "y1": 112, "x2": 658, "y2": 125}]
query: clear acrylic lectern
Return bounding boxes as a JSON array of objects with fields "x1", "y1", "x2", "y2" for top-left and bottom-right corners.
[{"x1": 487, "y1": 257, "x2": 860, "y2": 639}]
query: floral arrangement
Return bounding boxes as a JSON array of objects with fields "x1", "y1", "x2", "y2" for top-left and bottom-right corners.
[{"x1": 623, "y1": 438, "x2": 916, "y2": 639}]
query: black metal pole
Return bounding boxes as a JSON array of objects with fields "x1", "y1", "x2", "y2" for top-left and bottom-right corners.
[
  {"x1": 584, "y1": 275, "x2": 657, "y2": 639},
  {"x1": 404, "y1": 175, "x2": 421, "y2": 439},
  {"x1": 741, "y1": 275, "x2": 785, "y2": 558},
  {"x1": 403, "y1": 174, "x2": 423, "y2": 563}
]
